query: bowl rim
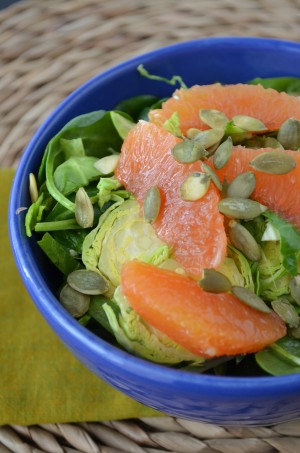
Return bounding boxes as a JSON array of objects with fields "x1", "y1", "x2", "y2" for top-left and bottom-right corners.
[{"x1": 9, "y1": 35, "x2": 300, "y2": 398}]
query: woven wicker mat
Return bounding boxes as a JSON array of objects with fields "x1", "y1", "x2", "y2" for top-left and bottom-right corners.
[{"x1": 1, "y1": 0, "x2": 300, "y2": 452}]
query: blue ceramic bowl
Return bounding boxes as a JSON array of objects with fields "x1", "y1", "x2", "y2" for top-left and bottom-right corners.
[{"x1": 9, "y1": 37, "x2": 300, "y2": 425}]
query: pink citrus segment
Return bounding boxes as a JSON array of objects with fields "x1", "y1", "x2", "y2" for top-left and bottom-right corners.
[
  {"x1": 121, "y1": 261, "x2": 286, "y2": 358},
  {"x1": 115, "y1": 121, "x2": 227, "y2": 278},
  {"x1": 213, "y1": 146, "x2": 300, "y2": 229},
  {"x1": 149, "y1": 83, "x2": 300, "y2": 135}
]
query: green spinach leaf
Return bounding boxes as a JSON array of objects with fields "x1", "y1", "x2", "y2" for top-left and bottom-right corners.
[
  {"x1": 263, "y1": 211, "x2": 300, "y2": 276},
  {"x1": 255, "y1": 347, "x2": 300, "y2": 376},
  {"x1": 114, "y1": 95, "x2": 159, "y2": 121},
  {"x1": 88, "y1": 295, "x2": 120, "y2": 335},
  {"x1": 52, "y1": 229, "x2": 89, "y2": 255},
  {"x1": 53, "y1": 156, "x2": 100, "y2": 195},
  {"x1": 38, "y1": 232, "x2": 82, "y2": 275},
  {"x1": 60, "y1": 137, "x2": 85, "y2": 159},
  {"x1": 45, "y1": 110, "x2": 125, "y2": 212},
  {"x1": 25, "y1": 194, "x2": 44, "y2": 237},
  {"x1": 249, "y1": 77, "x2": 300, "y2": 95}
]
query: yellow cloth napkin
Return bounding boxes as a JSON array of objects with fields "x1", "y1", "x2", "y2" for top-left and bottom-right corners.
[{"x1": 0, "y1": 168, "x2": 161, "y2": 425}]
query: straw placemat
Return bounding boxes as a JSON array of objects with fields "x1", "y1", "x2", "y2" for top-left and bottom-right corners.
[{"x1": 2, "y1": 0, "x2": 300, "y2": 452}]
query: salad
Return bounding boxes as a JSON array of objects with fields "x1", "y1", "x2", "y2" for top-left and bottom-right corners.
[{"x1": 25, "y1": 68, "x2": 300, "y2": 376}]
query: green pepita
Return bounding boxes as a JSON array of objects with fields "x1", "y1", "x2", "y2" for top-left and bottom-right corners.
[
  {"x1": 171, "y1": 140, "x2": 207, "y2": 163},
  {"x1": 186, "y1": 128, "x2": 201, "y2": 140},
  {"x1": 94, "y1": 154, "x2": 120, "y2": 175},
  {"x1": 290, "y1": 275, "x2": 300, "y2": 305},
  {"x1": 249, "y1": 151, "x2": 296, "y2": 175},
  {"x1": 228, "y1": 220, "x2": 261, "y2": 262},
  {"x1": 143, "y1": 186, "x2": 161, "y2": 223},
  {"x1": 226, "y1": 171, "x2": 256, "y2": 198},
  {"x1": 218, "y1": 197, "x2": 267, "y2": 220},
  {"x1": 193, "y1": 128, "x2": 224, "y2": 149},
  {"x1": 59, "y1": 284, "x2": 90, "y2": 318},
  {"x1": 277, "y1": 118, "x2": 300, "y2": 150},
  {"x1": 67, "y1": 269, "x2": 109, "y2": 295},
  {"x1": 288, "y1": 325, "x2": 300, "y2": 339},
  {"x1": 29, "y1": 173, "x2": 38, "y2": 203},
  {"x1": 263, "y1": 137, "x2": 284, "y2": 150},
  {"x1": 75, "y1": 187, "x2": 94, "y2": 228},
  {"x1": 213, "y1": 136, "x2": 233, "y2": 170},
  {"x1": 232, "y1": 115, "x2": 267, "y2": 132},
  {"x1": 202, "y1": 162, "x2": 223, "y2": 191},
  {"x1": 198, "y1": 269, "x2": 232, "y2": 293},
  {"x1": 206, "y1": 141, "x2": 223, "y2": 157},
  {"x1": 200, "y1": 109, "x2": 229, "y2": 129},
  {"x1": 179, "y1": 172, "x2": 211, "y2": 201},
  {"x1": 231, "y1": 286, "x2": 271, "y2": 313},
  {"x1": 271, "y1": 298, "x2": 299, "y2": 328}
]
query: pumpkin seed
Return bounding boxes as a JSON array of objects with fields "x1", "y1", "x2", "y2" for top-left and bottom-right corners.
[
  {"x1": 232, "y1": 115, "x2": 267, "y2": 132},
  {"x1": 75, "y1": 187, "x2": 94, "y2": 228},
  {"x1": 202, "y1": 162, "x2": 223, "y2": 191},
  {"x1": 29, "y1": 173, "x2": 38, "y2": 203},
  {"x1": 228, "y1": 220, "x2": 261, "y2": 262},
  {"x1": 290, "y1": 275, "x2": 300, "y2": 305},
  {"x1": 231, "y1": 286, "x2": 271, "y2": 313},
  {"x1": 271, "y1": 298, "x2": 299, "y2": 328},
  {"x1": 249, "y1": 151, "x2": 296, "y2": 175},
  {"x1": 193, "y1": 128, "x2": 224, "y2": 149},
  {"x1": 59, "y1": 284, "x2": 90, "y2": 317},
  {"x1": 200, "y1": 109, "x2": 229, "y2": 129},
  {"x1": 198, "y1": 269, "x2": 232, "y2": 293},
  {"x1": 94, "y1": 154, "x2": 120, "y2": 175},
  {"x1": 171, "y1": 140, "x2": 207, "y2": 163},
  {"x1": 218, "y1": 197, "x2": 267, "y2": 220},
  {"x1": 179, "y1": 172, "x2": 211, "y2": 201},
  {"x1": 288, "y1": 324, "x2": 300, "y2": 339},
  {"x1": 206, "y1": 141, "x2": 223, "y2": 157},
  {"x1": 277, "y1": 118, "x2": 300, "y2": 150},
  {"x1": 231, "y1": 131, "x2": 253, "y2": 145},
  {"x1": 264, "y1": 137, "x2": 284, "y2": 149},
  {"x1": 144, "y1": 186, "x2": 161, "y2": 223},
  {"x1": 226, "y1": 171, "x2": 256, "y2": 198},
  {"x1": 213, "y1": 136, "x2": 233, "y2": 170},
  {"x1": 187, "y1": 128, "x2": 202, "y2": 140},
  {"x1": 67, "y1": 269, "x2": 109, "y2": 295}
]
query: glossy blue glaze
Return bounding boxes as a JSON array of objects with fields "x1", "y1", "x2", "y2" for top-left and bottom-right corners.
[{"x1": 9, "y1": 37, "x2": 300, "y2": 425}]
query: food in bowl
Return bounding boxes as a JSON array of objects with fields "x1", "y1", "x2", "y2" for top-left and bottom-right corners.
[{"x1": 25, "y1": 67, "x2": 300, "y2": 377}]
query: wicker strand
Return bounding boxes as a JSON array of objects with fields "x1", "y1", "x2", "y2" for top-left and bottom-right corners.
[{"x1": 4, "y1": 418, "x2": 300, "y2": 453}]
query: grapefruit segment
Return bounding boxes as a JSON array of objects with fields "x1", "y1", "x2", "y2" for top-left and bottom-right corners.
[
  {"x1": 213, "y1": 146, "x2": 300, "y2": 229},
  {"x1": 149, "y1": 83, "x2": 300, "y2": 135},
  {"x1": 115, "y1": 121, "x2": 227, "y2": 277},
  {"x1": 121, "y1": 261, "x2": 286, "y2": 358}
]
